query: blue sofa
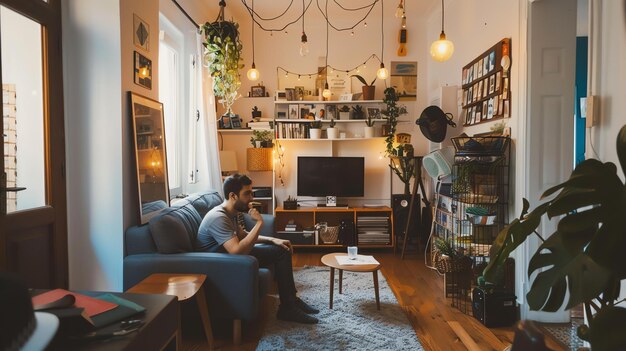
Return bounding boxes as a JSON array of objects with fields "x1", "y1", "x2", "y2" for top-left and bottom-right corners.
[{"x1": 123, "y1": 191, "x2": 274, "y2": 336}]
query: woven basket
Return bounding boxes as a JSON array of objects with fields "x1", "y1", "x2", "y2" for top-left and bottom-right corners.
[
  {"x1": 247, "y1": 148, "x2": 273, "y2": 171},
  {"x1": 319, "y1": 226, "x2": 340, "y2": 244},
  {"x1": 434, "y1": 251, "x2": 473, "y2": 275}
]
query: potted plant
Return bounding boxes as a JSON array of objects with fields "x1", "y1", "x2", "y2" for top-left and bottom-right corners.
[
  {"x1": 309, "y1": 120, "x2": 322, "y2": 139},
  {"x1": 364, "y1": 114, "x2": 375, "y2": 138},
  {"x1": 382, "y1": 87, "x2": 407, "y2": 157},
  {"x1": 482, "y1": 125, "x2": 626, "y2": 351},
  {"x1": 351, "y1": 75, "x2": 376, "y2": 100},
  {"x1": 351, "y1": 105, "x2": 365, "y2": 120},
  {"x1": 326, "y1": 119, "x2": 338, "y2": 139},
  {"x1": 339, "y1": 105, "x2": 350, "y2": 120},
  {"x1": 250, "y1": 130, "x2": 273, "y2": 148},
  {"x1": 251, "y1": 106, "x2": 262, "y2": 121},
  {"x1": 203, "y1": 17, "x2": 243, "y2": 118}
]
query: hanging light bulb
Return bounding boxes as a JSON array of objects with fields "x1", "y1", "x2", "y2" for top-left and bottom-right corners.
[
  {"x1": 247, "y1": 0, "x2": 260, "y2": 80},
  {"x1": 364, "y1": 22, "x2": 367, "y2": 28},
  {"x1": 395, "y1": 0, "x2": 404, "y2": 18},
  {"x1": 247, "y1": 62, "x2": 260, "y2": 81},
  {"x1": 285, "y1": 72, "x2": 289, "y2": 78},
  {"x1": 300, "y1": 32, "x2": 309, "y2": 56},
  {"x1": 430, "y1": 0, "x2": 454, "y2": 62},
  {"x1": 322, "y1": 82, "x2": 332, "y2": 99},
  {"x1": 377, "y1": 62, "x2": 389, "y2": 80},
  {"x1": 430, "y1": 32, "x2": 455, "y2": 62},
  {"x1": 401, "y1": 15, "x2": 407, "y2": 29},
  {"x1": 350, "y1": 31, "x2": 354, "y2": 36},
  {"x1": 298, "y1": 75, "x2": 301, "y2": 81}
]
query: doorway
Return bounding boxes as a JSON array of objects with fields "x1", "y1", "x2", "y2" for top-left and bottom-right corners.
[{"x1": 0, "y1": 0, "x2": 67, "y2": 288}]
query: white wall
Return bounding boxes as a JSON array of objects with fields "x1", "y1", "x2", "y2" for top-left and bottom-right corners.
[
  {"x1": 217, "y1": 0, "x2": 432, "y2": 202},
  {"x1": 1, "y1": 8, "x2": 45, "y2": 210},
  {"x1": 62, "y1": 0, "x2": 124, "y2": 290}
]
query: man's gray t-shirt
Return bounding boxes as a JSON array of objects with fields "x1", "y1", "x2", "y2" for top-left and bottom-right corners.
[{"x1": 196, "y1": 204, "x2": 238, "y2": 252}]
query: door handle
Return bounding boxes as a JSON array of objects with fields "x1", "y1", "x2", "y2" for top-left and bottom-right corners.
[{"x1": 0, "y1": 187, "x2": 26, "y2": 192}]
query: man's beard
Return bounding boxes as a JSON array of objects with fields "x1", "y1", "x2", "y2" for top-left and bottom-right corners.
[{"x1": 234, "y1": 198, "x2": 249, "y2": 212}]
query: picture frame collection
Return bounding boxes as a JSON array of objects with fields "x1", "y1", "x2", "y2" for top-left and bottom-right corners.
[{"x1": 460, "y1": 38, "x2": 511, "y2": 126}]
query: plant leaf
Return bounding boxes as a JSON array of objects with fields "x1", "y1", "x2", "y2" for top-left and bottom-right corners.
[
  {"x1": 526, "y1": 229, "x2": 611, "y2": 311},
  {"x1": 350, "y1": 75, "x2": 368, "y2": 86},
  {"x1": 482, "y1": 202, "x2": 550, "y2": 284},
  {"x1": 578, "y1": 306, "x2": 626, "y2": 351},
  {"x1": 618, "y1": 125, "x2": 626, "y2": 177}
]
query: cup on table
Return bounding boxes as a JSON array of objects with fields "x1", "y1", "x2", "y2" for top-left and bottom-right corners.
[{"x1": 347, "y1": 246, "x2": 358, "y2": 260}]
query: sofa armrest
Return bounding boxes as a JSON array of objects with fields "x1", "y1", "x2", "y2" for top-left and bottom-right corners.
[
  {"x1": 123, "y1": 253, "x2": 260, "y2": 320},
  {"x1": 243, "y1": 213, "x2": 275, "y2": 237}
]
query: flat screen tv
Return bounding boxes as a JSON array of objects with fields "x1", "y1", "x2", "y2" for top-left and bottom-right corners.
[{"x1": 297, "y1": 156, "x2": 365, "y2": 197}]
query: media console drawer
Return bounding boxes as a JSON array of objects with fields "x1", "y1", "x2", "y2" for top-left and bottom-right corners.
[{"x1": 276, "y1": 231, "x2": 315, "y2": 245}]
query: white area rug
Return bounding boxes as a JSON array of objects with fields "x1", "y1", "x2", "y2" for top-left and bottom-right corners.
[{"x1": 256, "y1": 266, "x2": 424, "y2": 351}]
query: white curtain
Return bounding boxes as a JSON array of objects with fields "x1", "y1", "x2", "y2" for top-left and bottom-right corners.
[{"x1": 195, "y1": 32, "x2": 223, "y2": 194}]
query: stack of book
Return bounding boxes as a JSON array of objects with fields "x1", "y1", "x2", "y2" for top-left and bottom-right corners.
[
  {"x1": 248, "y1": 121, "x2": 273, "y2": 130},
  {"x1": 284, "y1": 223, "x2": 300, "y2": 232},
  {"x1": 356, "y1": 216, "x2": 390, "y2": 245}
]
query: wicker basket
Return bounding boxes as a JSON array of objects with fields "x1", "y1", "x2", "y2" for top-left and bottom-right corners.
[
  {"x1": 319, "y1": 226, "x2": 340, "y2": 244},
  {"x1": 434, "y1": 251, "x2": 473, "y2": 275}
]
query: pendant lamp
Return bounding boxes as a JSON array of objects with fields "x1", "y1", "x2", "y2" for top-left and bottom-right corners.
[
  {"x1": 246, "y1": 0, "x2": 260, "y2": 80},
  {"x1": 376, "y1": 0, "x2": 389, "y2": 80},
  {"x1": 430, "y1": 0, "x2": 454, "y2": 62}
]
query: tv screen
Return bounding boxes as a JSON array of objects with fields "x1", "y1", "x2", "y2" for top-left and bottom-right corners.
[{"x1": 297, "y1": 157, "x2": 365, "y2": 197}]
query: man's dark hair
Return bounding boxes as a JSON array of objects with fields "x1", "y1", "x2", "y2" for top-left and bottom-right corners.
[{"x1": 223, "y1": 173, "x2": 252, "y2": 198}]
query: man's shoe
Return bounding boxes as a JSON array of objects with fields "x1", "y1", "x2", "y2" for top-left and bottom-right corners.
[
  {"x1": 295, "y1": 297, "x2": 319, "y2": 314},
  {"x1": 277, "y1": 305, "x2": 319, "y2": 324}
]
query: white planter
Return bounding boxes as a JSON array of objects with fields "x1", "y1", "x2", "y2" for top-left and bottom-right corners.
[
  {"x1": 310, "y1": 128, "x2": 321, "y2": 139},
  {"x1": 364, "y1": 126, "x2": 374, "y2": 138},
  {"x1": 327, "y1": 127, "x2": 338, "y2": 139},
  {"x1": 339, "y1": 111, "x2": 350, "y2": 120}
]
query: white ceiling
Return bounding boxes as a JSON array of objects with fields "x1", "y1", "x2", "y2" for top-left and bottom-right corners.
[{"x1": 202, "y1": 0, "x2": 440, "y2": 23}]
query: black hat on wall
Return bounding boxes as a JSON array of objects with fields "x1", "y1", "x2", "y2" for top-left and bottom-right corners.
[{"x1": 416, "y1": 105, "x2": 457, "y2": 143}]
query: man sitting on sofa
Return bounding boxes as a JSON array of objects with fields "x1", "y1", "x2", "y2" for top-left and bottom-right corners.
[{"x1": 196, "y1": 173, "x2": 319, "y2": 324}]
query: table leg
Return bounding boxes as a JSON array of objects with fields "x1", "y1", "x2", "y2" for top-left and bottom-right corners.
[
  {"x1": 329, "y1": 267, "x2": 335, "y2": 309},
  {"x1": 339, "y1": 269, "x2": 343, "y2": 294},
  {"x1": 196, "y1": 286, "x2": 214, "y2": 350},
  {"x1": 373, "y1": 270, "x2": 380, "y2": 310}
]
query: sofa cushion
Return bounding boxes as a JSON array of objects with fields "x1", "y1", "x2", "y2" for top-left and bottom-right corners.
[
  {"x1": 184, "y1": 191, "x2": 223, "y2": 218},
  {"x1": 149, "y1": 203, "x2": 202, "y2": 253}
]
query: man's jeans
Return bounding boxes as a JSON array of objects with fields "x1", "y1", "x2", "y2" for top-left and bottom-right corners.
[{"x1": 249, "y1": 244, "x2": 297, "y2": 306}]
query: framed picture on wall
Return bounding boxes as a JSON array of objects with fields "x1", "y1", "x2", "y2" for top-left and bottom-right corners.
[
  {"x1": 133, "y1": 14, "x2": 150, "y2": 51},
  {"x1": 134, "y1": 51, "x2": 152, "y2": 90}
]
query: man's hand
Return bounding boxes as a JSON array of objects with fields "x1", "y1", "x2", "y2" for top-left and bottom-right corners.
[
  {"x1": 272, "y1": 238, "x2": 292, "y2": 252},
  {"x1": 247, "y1": 207, "x2": 264, "y2": 222}
]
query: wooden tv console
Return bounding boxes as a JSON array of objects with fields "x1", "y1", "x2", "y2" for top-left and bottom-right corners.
[{"x1": 274, "y1": 206, "x2": 394, "y2": 248}]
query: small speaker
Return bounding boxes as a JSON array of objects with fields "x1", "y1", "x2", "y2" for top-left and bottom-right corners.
[
  {"x1": 472, "y1": 287, "x2": 517, "y2": 327},
  {"x1": 392, "y1": 194, "x2": 420, "y2": 242}
]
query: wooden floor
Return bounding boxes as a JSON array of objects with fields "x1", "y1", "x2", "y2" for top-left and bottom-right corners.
[{"x1": 182, "y1": 250, "x2": 566, "y2": 351}]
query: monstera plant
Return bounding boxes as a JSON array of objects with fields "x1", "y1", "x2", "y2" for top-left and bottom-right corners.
[
  {"x1": 203, "y1": 18, "x2": 243, "y2": 114},
  {"x1": 483, "y1": 125, "x2": 626, "y2": 351}
]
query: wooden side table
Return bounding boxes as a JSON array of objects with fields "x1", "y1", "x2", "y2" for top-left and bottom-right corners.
[
  {"x1": 127, "y1": 273, "x2": 213, "y2": 350},
  {"x1": 321, "y1": 253, "x2": 382, "y2": 310}
]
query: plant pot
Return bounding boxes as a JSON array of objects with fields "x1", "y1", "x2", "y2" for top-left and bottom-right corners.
[
  {"x1": 339, "y1": 111, "x2": 350, "y2": 120},
  {"x1": 362, "y1": 86, "x2": 375, "y2": 100},
  {"x1": 381, "y1": 123, "x2": 391, "y2": 136},
  {"x1": 310, "y1": 128, "x2": 321, "y2": 139},
  {"x1": 364, "y1": 126, "x2": 374, "y2": 138},
  {"x1": 327, "y1": 127, "x2": 338, "y2": 139}
]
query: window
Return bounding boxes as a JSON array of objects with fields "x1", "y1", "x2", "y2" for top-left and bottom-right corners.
[{"x1": 159, "y1": 16, "x2": 184, "y2": 195}]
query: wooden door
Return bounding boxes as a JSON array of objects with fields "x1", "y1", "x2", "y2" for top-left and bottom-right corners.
[{"x1": 0, "y1": 0, "x2": 67, "y2": 288}]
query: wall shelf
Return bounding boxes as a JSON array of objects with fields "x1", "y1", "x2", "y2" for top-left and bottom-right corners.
[{"x1": 274, "y1": 100, "x2": 383, "y2": 105}]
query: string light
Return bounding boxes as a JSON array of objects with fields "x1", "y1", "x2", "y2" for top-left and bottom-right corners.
[{"x1": 276, "y1": 54, "x2": 382, "y2": 79}]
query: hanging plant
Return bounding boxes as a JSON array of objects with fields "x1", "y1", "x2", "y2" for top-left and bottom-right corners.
[
  {"x1": 381, "y1": 87, "x2": 407, "y2": 156},
  {"x1": 203, "y1": 19, "x2": 244, "y2": 113}
]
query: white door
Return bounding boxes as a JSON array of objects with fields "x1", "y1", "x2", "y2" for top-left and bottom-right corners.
[{"x1": 523, "y1": 0, "x2": 577, "y2": 322}]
